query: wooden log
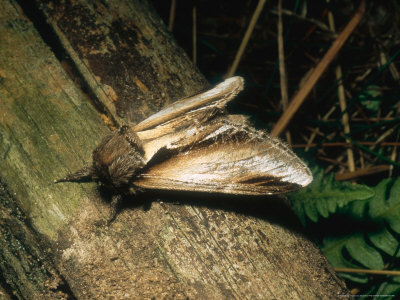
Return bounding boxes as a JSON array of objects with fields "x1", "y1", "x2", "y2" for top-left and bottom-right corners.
[
  {"x1": 0, "y1": 0, "x2": 348, "y2": 298},
  {"x1": 37, "y1": 0, "x2": 208, "y2": 125},
  {"x1": 0, "y1": 1, "x2": 108, "y2": 298}
]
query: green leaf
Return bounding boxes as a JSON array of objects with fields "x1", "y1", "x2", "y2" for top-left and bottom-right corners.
[
  {"x1": 374, "y1": 276, "x2": 400, "y2": 300},
  {"x1": 338, "y1": 199, "x2": 369, "y2": 221},
  {"x1": 369, "y1": 178, "x2": 400, "y2": 233},
  {"x1": 288, "y1": 167, "x2": 375, "y2": 224},
  {"x1": 346, "y1": 235, "x2": 384, "y2": 270},
  {"x1": 322, "y1": 235, "x2": 367, "y2": 283},
  {"x1": 368, "y1": 227, "x2": 400, "y2": 258},
  {"x1": 322, "y1": 233, "x2": 384, "y2": 283},
  {"x1": 368, "y1": 178, "x2": 400, "y2": 256},
  {"x1": 319, "y1": 177, "x2": 400, "y2": 290},
  {"x1": 358, "y1": 84, "x2": 381, "y2": 112}
]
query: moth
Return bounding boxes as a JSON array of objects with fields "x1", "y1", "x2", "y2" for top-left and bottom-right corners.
[{"x1": 56, "y1": 76, "x2": 312, "y2": 219}]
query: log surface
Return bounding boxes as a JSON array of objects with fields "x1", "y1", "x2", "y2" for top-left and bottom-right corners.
[{"x1": 0, "y1": 0, "x2": 348, "y2": 298}]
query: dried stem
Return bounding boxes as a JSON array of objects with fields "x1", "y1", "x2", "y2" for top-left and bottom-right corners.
[
  {"x1": 192, "y1": 6, "x2": 197, "y2": 65},
  {"x1": 305, "y1": 106, "x2": 336, "y2": 151},
  {"x1": 294, "y1": 142, "x2": 400, "y2": 148},
  {"x1": 269, "y1": 8, "x2": 330, "y2": 32},
  {"x1": 335, "y1": 165, "x2": 391, "y2": 181},
  {"x1": 277, "y1": 0, "x2": 291, "y2": 145},
  {"x1": 335, "y1": 268, "x2": 400, "y2": 276},
  {"x1": 270, "y1": 0, "x2": 366, "y2": 137},
  {"x1": 168, "y1": 0, "x2": 176, "y2": 31},
  {"x1": 226, "y1": 0, "x2": 267, "y2": 78},
  {"x1": 327, "y1": 0, "x2": 355, "y2": 172}
]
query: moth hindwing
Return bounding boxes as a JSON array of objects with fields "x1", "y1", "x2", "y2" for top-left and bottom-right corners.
[{"x1": 56, "y1": 76, "x2": 312, "y2": 199}]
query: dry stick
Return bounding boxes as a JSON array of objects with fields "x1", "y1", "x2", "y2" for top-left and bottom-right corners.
[
  {"x1": 335, "y1": 165, "x2": 391, "y2": 181},
  {"x1": 192, "y1": 6, "x2": 197, "y2": 65},
  {"x1": 327, "y1": 117, "x2": 396, "y2": 122},
  {"x1": 168, "y1": 0, "x2": 176, "y2": 32},
  {"x1": 379, "y1": 39, "x2": 400, "y2": 82},
  {"x1": 374, "y1": 123, "x2": 399, "y2": 177},
  {"x1": 294, "y1": 142, "x2": 400, "y2": 148},
  {"x1": 336, "y1": 126, "x2": 398, "y2": 178},
  {"x1": 390, "y1": 143, "x2": 398, "y2": 178},
  {"x1": 327, "y1": 0, "x2": 355, "y2": 172},
  {"x1": 270, "y1": 0, "x2": 366, "y2": 137},
  {"x1": 319, "y1": 157, "x2": 348, "y2": 168},
  {"x1": 226, "y1": 0, "x2": 267, "y2": 78},
  {"x1": 335, "y1": 268, "x2": 400, "y2": 276},
  {"x1": 270, "y1": 8, "x2": 330, "y2": 32},
  {"x1": 370, "y1": 126, "x2": 398, "y2": 151},
  {"x1": 377, "y1": 51, "x2": 399, "y2": 178},
  {"x1": 305, "y1": 106, "x2": 336, "y2": 151},
  {"x1": 359, "y1": 148, "x2": 365, "y2": 169},
  {"x1": 326, "y1": 153, "x2": 346, "y2": 174},
  {"x1": 337, "y1": 71, "x2": 356, "y2": 170},
  {"x1": 277, "y1": 0, "x2": 291, "y2": 145}
]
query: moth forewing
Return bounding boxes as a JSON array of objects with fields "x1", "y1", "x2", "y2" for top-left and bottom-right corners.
[
  {"x1": 133, "y1": 76, "x2": 244, "y2": 132},
  {"x1": 134, "y1": 116, "x2": 313, "y2": 195},
  {"x1": 135, "y1": 76, "x2": 245, "y2": 163}
]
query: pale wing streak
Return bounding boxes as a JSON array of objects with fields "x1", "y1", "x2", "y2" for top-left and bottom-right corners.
[
  {"x1": 170, "y1": 117, "x2": 311, "y2": 187},
  {"x1": 134, "y1": 142, "x2": 296, "y2": 195},
  {"x1": 135, "y1": 120, "x2": 312, "y2": 195}
]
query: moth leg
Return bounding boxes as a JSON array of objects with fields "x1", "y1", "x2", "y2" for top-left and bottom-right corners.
[
  {"x1": 129, "y1": 186, "x2": 144, "y2": 194},
  {"x1": 108, "y1": 194, "x2": 122, "y2": 225},
  {"x1": 107, "y1": 186, "x2": 144, "y2": 224}
]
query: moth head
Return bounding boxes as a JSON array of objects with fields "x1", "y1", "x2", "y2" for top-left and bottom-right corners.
[{"x1": 55, "y1": 126, "x2": 145, "y2": 192}]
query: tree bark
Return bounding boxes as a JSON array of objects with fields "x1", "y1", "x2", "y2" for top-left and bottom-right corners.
[{"x1": 0, "y1": 0, "x2": 348, "y2": 298}]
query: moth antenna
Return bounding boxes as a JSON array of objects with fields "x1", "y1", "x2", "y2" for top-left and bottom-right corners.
[{"x1": 54, "y1": 166, "x2": 94, "y2": 183}]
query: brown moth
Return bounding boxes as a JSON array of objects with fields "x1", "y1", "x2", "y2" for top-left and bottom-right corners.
[{"x1": 56, "y1": 77, "x2": 312, "y2": 219}]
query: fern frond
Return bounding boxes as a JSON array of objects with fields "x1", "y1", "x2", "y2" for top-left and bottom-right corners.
[{"x1": 288, "y1": 167, "x2": 375, "y2": 224}]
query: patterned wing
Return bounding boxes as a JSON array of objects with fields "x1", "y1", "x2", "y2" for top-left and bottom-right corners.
[{"x1": 134, "y1": 116, "x2": 312, "y2": 195}]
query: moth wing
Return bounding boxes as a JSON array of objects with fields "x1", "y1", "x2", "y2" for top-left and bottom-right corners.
[
  {"x1": 133, "y1": 76, "x2": 244, "y2": 132},
  {"x1": 135, "y1": 76, "x2": 244, "y2": 163},
  {"x1": 134, "y1": 117, "x2": 313, "y2": 195}
]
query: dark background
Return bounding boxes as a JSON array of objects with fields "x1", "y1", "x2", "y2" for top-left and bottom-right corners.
[{"x1": 151, "y1": 0, "x2": 400, "y2": 184}]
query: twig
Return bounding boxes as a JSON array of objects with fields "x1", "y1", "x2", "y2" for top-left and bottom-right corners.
[
  {"x1": 379, "y1": 38, "x2": 400, "y2": 82},
  {"x1": 369, "y1": 126, "x2": 398, "y2": 151},
  {"x1": 168, "y1": 0, "x2": 176, "y2": 32},
  {"x1": 335, "y1": 165, "x2": 391, "y2": 181},
  {"x1": 327, "y1": 0, "x2": 355, "y2": 172},
  {"x1": 192, "y1": 6, "x2": 197, "y2": 65},
  {"x1": 226, "y1": 0, "x2": 267, "y2": 77},
  {"x1": 270, "y1": 0, "x2": 366, "y2": 137},
  {"x1": 345, "y1": 135, "x2": 400, "y2": 168},
  {"x1": 390, "y1": 139, "x2": 398, "y2": 178},
  {"x1": 293, "y1": 142, "x2": 400, "y2": 148},
  {"x1": 277, "y1": 0, "x2": 291, "y2": 145},
  {"x1": 305, "y1": 106, "x2": 336, "y2": 151},
  {"x1": 270, "y1": 8, "x2": 331, "y2": 32},
  {"x1": 335, "y1": 268, "x2": 400, "y2": 276},
  {"x1": 325, "y1": 117, "x2": 397, "y2": 122},
  {"x1": 325, "y1": 153, "x2": 346, "y2": 174},
  {"x1": 318, "y1": 157, "x2": 348, "y2": 167}
]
